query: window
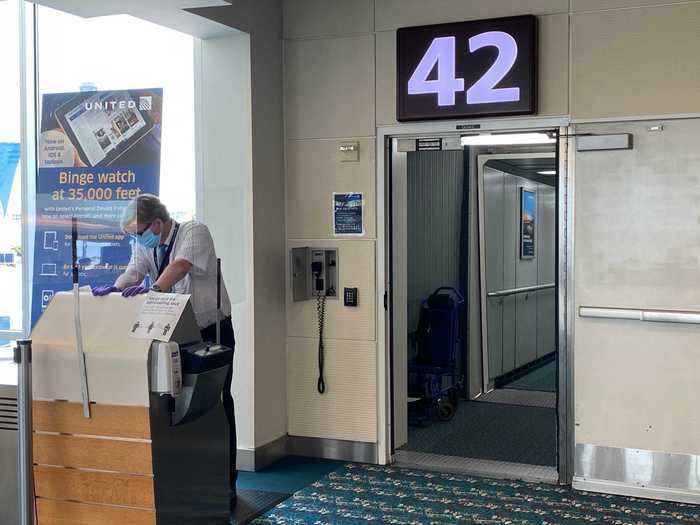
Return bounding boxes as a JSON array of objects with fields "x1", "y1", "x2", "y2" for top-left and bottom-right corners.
[
  {"x1": 36, "y1": 6, "x2": 196, "y2": 220},
  {"x1": 0, "y1": 0, "x2": 23, "y2": 339},
  {"x1": 16, "y1": 7, "x2": 199, "y2": 329},
  {"x1": 0, "y1": 5, "x2": 200, "y2": 335}
]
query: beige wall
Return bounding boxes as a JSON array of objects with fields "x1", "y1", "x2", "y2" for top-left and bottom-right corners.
[
  {"x1": 282, "y1": 0, "x2": 700, "y2": 451},
  {"x1": 286, "y1": 239, "x2": 377, "y2": 442},
  {"x1": 285, "y1": 35, "x2": 375, "y2": 139},
  {"x1": 284, "y1": 0, "x2": 377, "y2": 443},
  {"x1": 191, "y1": 0, "x2": 288, "y2": 452},
  {"x1": 570, "y1": 0, "x2": 699, "y2": 12},
  {"x1": 287, "y1": 139, "x2": 376, "y2": 239},
  {"x1": 374, "y1": 0, "x2": 568, "y2": 30},
  {"x1": 571, "y1": 2, "x2": 700, "y2": 119},
  {"x1": 284, "y1": 0, "x2": 374, "y2": 38}
]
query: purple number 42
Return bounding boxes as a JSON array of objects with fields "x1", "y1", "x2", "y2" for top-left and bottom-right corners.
[
  {"x1": 407, "y1": 31, "x2": 521, "y2": 106},
  {"x1": 407, "y1": 36, "x2": 464, "y2": 106}
]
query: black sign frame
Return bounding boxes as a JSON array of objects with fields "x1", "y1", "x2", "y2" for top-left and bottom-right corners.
[{"x1": 397, "y1": 15, "x2": 538, "y2": 122}]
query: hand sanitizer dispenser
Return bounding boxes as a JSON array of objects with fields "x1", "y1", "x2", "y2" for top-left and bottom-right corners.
[{"x1": 150, "y1": 341, "x2": 182, "y2": 397}]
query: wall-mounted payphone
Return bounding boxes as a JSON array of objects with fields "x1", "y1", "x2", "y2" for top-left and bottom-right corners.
[
  {"x1": 291, "y1": 247, "x2": 339, "y2": 395},
  {"x1": 291, "y1": 247, "x2": 338, "y2": 302}
]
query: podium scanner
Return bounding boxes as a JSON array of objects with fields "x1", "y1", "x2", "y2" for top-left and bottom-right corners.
[{"x1": 30, "y1": 291, "x2": 233, "y2": 525}]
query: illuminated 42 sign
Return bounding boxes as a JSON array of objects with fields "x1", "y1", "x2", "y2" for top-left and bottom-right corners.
[{"x1": 397, "y1": 15, "x2": 537, "y2": 121}]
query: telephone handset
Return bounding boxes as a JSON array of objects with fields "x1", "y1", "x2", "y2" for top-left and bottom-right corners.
[{"x1": 312, "y1": 261, "x2": 324, "y2": 291}]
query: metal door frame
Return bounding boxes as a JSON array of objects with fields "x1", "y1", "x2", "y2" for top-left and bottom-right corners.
[
  {"x1": 376, "y1": 117, "x2": 575, "y2": 484},
  {"x1": 387, "y1": 134, "x2": 465, "y2": 453}
]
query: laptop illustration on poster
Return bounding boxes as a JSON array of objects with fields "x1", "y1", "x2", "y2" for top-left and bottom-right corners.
[{"x1": 40, "y1": 263, "x2": 58, "y2": 276}]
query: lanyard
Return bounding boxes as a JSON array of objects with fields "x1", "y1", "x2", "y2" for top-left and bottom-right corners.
[{"x1": 153, "y1": 222, "x2": 180, "y2": 279}]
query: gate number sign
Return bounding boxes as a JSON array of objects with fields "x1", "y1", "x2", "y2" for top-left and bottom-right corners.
[{"x1": 397, "y1": 16, "x2": 537, "y2": 121}]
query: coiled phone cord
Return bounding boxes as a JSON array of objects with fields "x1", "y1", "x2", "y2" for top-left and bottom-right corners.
[{"x1": 316, "y1": 291, "x2": 327, "y2": 394}]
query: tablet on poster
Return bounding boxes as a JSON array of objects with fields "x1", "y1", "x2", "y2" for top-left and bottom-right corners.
[
  {"x1": 333, "y1": 193, "x2": 364, "y2": 236},
  {"x1": 51, "y1": 89, "x2": 157, "y2": 168}
]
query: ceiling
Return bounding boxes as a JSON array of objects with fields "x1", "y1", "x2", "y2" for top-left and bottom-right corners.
[
  {"x1": 32, "y1": 0, "x2": 241, "y2": 38},
  {"x1": 487, "y1": 157, "x2": 557, "y2": 187}
]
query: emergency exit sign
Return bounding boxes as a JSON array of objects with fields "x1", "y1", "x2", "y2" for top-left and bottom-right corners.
[{"x1": 397, "y1": 15, "x2": 538, "y2": 121}]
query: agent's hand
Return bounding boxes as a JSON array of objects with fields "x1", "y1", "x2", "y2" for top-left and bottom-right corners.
[
  {"x1": 92, "y1": 285, "x2": 121, "y2": 296},
  {"x1": 122, "y1": 285, "x2": 149, "y2": 298}
]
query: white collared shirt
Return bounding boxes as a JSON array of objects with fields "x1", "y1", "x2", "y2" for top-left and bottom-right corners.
[{"x1": 125, "y1": 220, "x2": 232, "y2": 328}]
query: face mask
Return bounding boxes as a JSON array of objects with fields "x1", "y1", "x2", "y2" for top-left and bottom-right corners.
[{"x1": 137, "y1": 227, "x2": 160, "y2": 249}]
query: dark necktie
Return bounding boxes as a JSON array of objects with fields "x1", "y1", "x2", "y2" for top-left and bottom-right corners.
[{"x1": 158, "y1": 244, "x2": 167, "y2": 268}]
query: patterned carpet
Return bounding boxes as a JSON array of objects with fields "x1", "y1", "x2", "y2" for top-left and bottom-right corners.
[{"x1": 252, "y1": 463, "x2": 700, "y2": 524}]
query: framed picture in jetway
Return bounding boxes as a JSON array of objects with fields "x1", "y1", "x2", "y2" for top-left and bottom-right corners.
[
  {"x1": 397, "y1": 15, "x2": 538, "y2": 121},
  {"x1": 520, "y1": 188, "x2": 536, "y2": 259}
]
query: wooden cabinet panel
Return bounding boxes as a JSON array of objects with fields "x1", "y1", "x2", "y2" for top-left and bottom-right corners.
[
  {"x1": 36, "y1": 499, "x2": 155, "y2": 525},
  {"x1": 33, "y1": 434, "x2": 153, "y2": 475},
  {"x1": 34, "y1": 466, "x2": 155, "y2": 509},
  {"x1": 33, "y1": 401, "x2": 150, "y2": 439}
]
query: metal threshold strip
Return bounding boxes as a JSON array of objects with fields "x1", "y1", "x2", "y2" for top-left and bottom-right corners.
[
  {"x1": 487, "y1": 283, "x2": 555, "y2": 298},
  {"x1": 393, "y1": 450, "x2": 558, "y2": 484},
  {"x1": 579, "y1": 306, "x2": 700, "y2": 325}
]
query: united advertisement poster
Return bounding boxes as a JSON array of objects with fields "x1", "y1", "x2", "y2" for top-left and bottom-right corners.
[{"x1": 33, "y1": 88, "x2": 163, "y2": 326}]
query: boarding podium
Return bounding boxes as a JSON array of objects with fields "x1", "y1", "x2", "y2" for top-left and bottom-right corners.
[{"x1": 30, "y1": 291, "x2": 231, "y2": 525}]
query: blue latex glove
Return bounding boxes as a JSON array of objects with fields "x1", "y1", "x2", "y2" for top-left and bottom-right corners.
[
  {"x1": 122, "y1": 285, "x2": 149, "y2": 298},
  {"x1": 92, "y1": 285, "x2": 121, "y2": 296}
]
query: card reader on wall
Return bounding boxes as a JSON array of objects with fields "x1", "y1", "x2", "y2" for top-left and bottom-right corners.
[
  {"x1": 292, "y1": 247, "x2": 339, "y2": 301},
  {"x1": 344, "y1": 287, "x2": 358, "y2": 307}
]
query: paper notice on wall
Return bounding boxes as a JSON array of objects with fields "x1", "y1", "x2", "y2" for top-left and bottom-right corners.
[
  {"x1": 130, "y1": 291, "x2": 190, "y2": 341},
  {"x1": 333, "y1": 192, "x2": 364, "y2": 236}
]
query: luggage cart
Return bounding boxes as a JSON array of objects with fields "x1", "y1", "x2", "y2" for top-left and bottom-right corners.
[{"x1": 407, "y1": 287, "x2": 464, "y2": 425}]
